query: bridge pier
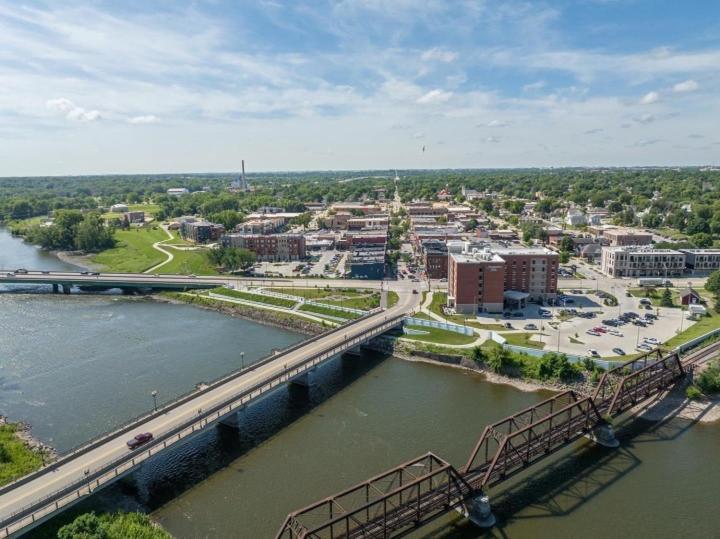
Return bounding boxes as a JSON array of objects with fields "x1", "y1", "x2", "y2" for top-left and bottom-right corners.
[
  {"x1": 342, "y1": 346, "x2": 363, "y2": 358},
  {"x1": 458, "y1": 493, "x2": 496, "y2": 528},
  {"x1": 289, "y1": 372, "x2": 310, "y2": 388},
  {"x1": 219, "y1": 410, "x2": 243, "y2": 430},
  {"x1": 52, "y1": 284, "x2": 59, "y2": 293},
  {"x1": 61, "y1": 284, "x2": 71, "y2": 294},
  {"x1": 586, "y1": 422, "x2": 620, "y2": 448}
]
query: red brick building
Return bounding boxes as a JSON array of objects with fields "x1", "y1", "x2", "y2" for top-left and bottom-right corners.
[
  {"x1": 220, "y1": 233, "x2": 306, "y2": 261},
  {"x1": 420, "y1": 240, "x2": 449, "y2": 279},
  {"x1": 447, "y1": 247, "x2": 559, "y2": 314},
  {"x1": 448, "y1": 250, "x2": 506, "y2": 313}
]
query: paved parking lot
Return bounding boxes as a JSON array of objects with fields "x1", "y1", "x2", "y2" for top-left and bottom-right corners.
[{"x1": 475, "y1": 288, "x2": 695, "y2": 358}]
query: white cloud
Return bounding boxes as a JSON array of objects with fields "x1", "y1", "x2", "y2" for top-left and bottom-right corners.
[
  {"x1": 583, "y1": 128, "x2": 603, "y2": 135},
  {"x1": 127, "y1": 115, "x2": 159, "y2": 124},
  {"x1": 634, "y1": 113, "x2": 655, "y2": 124},
  {"x1": 673, "y1": 79, "x2": 698, "y2": 93},
  {"x1": 484, "y1": 136, "x2": 500, "y2": 143},
  {"x1": 412, "y1": 131, "x2": 425, "y2": 139},
  {"x1": 486, "y1": 119, "x2": 510, "y2": 128},
  {"x1": 633, "y1": 138, "x2": 661, "y2": 147},
  {"x1": 46, "y1": 98, "x2": 101, "y2": 122},
  {"x1": 639, "y1": 91, "x2": 659, "y2": 105},
  {"x1": 416, "y1": 89, "x2": 453, "y2": 104},
  {"x1": 421, "y1": 47, "x2": 457, "y2": 63},
  {"x1": 522, "y1": 80, "x2": 546, "y2": 92}
]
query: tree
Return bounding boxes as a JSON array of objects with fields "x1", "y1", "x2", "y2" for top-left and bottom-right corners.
[
  {"x1": 660, "y1": 287, "x2": 674, "y2": 307},
  {"x1": 487, "y1": 346, "x2": 511, "y2": 373},
  {"x1": 75, "y1": 214, "x2": 115, "y2": 252},
  {"x1": 559, "y1": 251, "x2": 570, "y2": 264},
  {"x1": 471, "y1": 346, "x2": 485, "y2": 364},
  {"x1": 206, "y1": 246, "x2": 255, "y2": 272},
  {"x1": 691, "y1": 232, "x2": 713, "y2": 248},
  {"x1": 207, "y1": 210, "x2": 243, "y2": 231},
  {"x1": 290, "y1": 212, "x2": 312, "y2": 229},
  {"x1": 58, "y1": 512, "x2": 108, "y2": 539},
  {"x1": 560, "y1": 236, "x2": 575, "y2": 253}
]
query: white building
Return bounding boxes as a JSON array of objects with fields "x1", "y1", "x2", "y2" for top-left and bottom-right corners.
[
  {"x1": 167, "y1": 188, "x2": 189, "y2": 196},
  {"x1": 600, "y1": 246, "x2": 686, "y2": 278},
  {"x1": 110, "y1": 203, "x2": 128, "y2": 213},
  {"x1": 680, "y1": 249, "x2": 720, "y2": 275},
  {"x1": 565, "y1": 209, "x2": 587, "y2": 226}
]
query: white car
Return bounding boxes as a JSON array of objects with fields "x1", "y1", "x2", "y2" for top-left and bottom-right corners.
[
  {"x1": 644, "y1": 337, "x2": 659, "y2": 345},
  {"x1": 608, "y1": 329, "x2": 623, "y2": 337}
]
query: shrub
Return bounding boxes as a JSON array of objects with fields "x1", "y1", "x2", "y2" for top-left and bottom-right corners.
[
  {"x1": 686, "y1": 385, "x2": 703, "y2": 400},
  {"x1": 696, "y1": 361, "x2": 720, "y2": 394}
]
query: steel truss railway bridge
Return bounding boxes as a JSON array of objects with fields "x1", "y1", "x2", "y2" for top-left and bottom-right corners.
[{"x1": 276, "y1": 343, "x2": 718, "y2": 539}]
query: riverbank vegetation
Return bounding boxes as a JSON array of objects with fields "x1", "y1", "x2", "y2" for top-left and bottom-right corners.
[
  {"x1": 55, "y1": 512, "x2": 169, "y2": 539},
  {"x1": 15, "y1": 210, "x2": 115, "y2": 253},
  {"x1": 0, "y1": 422, "x2": 44, "y2": 486}
]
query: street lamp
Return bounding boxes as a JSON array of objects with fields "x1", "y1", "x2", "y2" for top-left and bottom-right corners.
[
  {"x1": 151, "y1": 390, "x2": 158, "y2": 412},
  {"x1": 241, "y1": 351, "x2": 245, "y2": 369}
]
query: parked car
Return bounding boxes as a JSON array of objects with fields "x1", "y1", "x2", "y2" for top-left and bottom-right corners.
[
  {"x1": 412, "y1": 289, "x2": 418, "y2": 294},
  {"x1": 586, "y1": 330, "x2": 601, "y2": 337},
  {"x1": 524, "y1": 324, "x2": 538, "y2": 330},
  {"x1": 644, "y1": 337, "x2": 659, "y2": 345},
  {"x1": 126, "y1": 432, "x2": 153, "y2": 450},
  {"x1": 504, "y1": 322, "x2": 513, "y2": 329},
  {"x1": 15, "y1": 268, "x2": 28, "y2": 274},
  {"x1": 511, "y1": 311, "x2": 524, "y2": 318},
  {"x1": 608, "y1": 329, "x2": 623, "y2": 337},
  {"x1": 612, "y1": 347, "x2": 626, "y2": 356},
  {"x1": 588, "y1": 349, "x2": 600, "y2": 357}
]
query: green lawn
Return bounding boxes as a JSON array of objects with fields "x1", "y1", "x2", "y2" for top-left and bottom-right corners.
[
  {"x1": 270, "y1": 287, "x2": 337, "y2": 299},
  {"x1": 299, "y1": 303, "x2": 361, "y2": 319},
  {"x1": 211, "y1": 288, "x2": 297, "y2": 308},
  {"x1": 387, "y1": 291, "x2": 400, "y2": 307},
  {"x1": 101, "y1": 203, "x2": 161, "y2": 220},
  {"x1": 401, "y1": 325, "x2": 477, "y2": 345},
  {"x1": 628, "y1": 288, "x2": 684, "y2": 308},
  {"x1": 321, "y1": 293, "x2": 380, "y2": 310},
  {"x1": 160, "y1": 248, "x2": 218, "y2": 275},
  {"x1": 92, "y1": 227, "x2": 168, "y2": 273},
  {"x1": 0, "y1": 424, "x2": 44, "y2": 486},
  {"x1": 664, "y1": 312, "x2": 720, "y2": 349},
  {"x1": 427, "y1": 291, "x2": 504, "y2": 329},
  {"x1": 499, "y1": 332, "x2": 546, "y2": 349},
  {"x1": 653, "y1": 227, "x2": 689, "y2": 241}
]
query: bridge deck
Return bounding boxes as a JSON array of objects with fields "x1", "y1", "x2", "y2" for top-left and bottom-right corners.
[{"x1": 0, "y1": 296, "x2": 413, "y2": 538}]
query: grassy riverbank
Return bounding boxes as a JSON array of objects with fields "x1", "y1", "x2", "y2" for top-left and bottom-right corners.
[
  {"x1": 91, "y1": 227, "x2": 168, "y2": 273},
  {"x1": 0, "y1": 422, "x2": 44, "y2": 486},
  {"x1": 33, "y1": 511, "x2": 169, "y2": 539}
]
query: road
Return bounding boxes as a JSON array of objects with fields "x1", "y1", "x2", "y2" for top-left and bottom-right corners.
[{"x1": 0, "y1": 281, "x2": 421, "y2": 536}]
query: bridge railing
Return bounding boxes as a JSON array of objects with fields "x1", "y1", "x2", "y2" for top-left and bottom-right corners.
[
  {"x1": 0, "y1": 310, "x2": 390, "y2": 497},
  {"x1": 0, "y1": 312, "x2": 407, "y2": 536}
]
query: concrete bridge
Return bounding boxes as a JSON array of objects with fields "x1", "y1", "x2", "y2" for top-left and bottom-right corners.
[
  {"x1": 0, "y1": 288, "x2": 418, "y2": 538},
  {"x1": 0, "y1": 270, "x2": 224, "y2": 293}
]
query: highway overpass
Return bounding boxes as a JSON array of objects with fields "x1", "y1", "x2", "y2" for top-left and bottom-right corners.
[{"x1": 0, "y1": 286, "x2": 419, "y2": 538}]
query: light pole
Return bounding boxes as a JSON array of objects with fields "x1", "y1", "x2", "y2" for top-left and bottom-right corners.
[
  {"x1": 241, "y1": 351, "x2": 245, "y2": 369},
  {"x1": 151, "y1": 390, "x2": 158, "y2": 412}
]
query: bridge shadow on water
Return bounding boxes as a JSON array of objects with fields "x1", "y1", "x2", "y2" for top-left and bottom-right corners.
[
  {"x1": 421, "y1": 386, "x2": 704, "y2": 539},
  {"x1": 27, "y1": 349, "x2": 391, "y2": 537}
]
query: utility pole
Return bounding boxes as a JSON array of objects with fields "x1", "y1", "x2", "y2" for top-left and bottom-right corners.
[
  {"x1": 151, "y1": 390, "x2": 158, "y2": 412},
  {"x1": 241, "y1": 351, "x2": 245, "y2": 369}
]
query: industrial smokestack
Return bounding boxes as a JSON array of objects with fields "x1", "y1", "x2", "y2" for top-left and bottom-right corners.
[{"x1": 241, "y1": 160, "x2": 246, "y2": 183}]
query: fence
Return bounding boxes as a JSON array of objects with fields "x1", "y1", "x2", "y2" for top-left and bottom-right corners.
[{"x1": 405, "y1": 317, "x2": 474, "y2": 336}]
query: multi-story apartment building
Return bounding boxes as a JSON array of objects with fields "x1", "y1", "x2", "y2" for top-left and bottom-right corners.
[
  {"x1": 600, "y1": 246, "x2": 686, "y2": 278},
  {"x1": 180, "y1": 220, "x2": 225, "y2": 243},
  {"x1": 679, "y1": 249, "x2": 720, "y2": 274},
  {"x1": 220, "y1": 233, "x2": 306, "y2": 261},
  {"x1": 447, "y1": 246, "x2": 558, "y2": 314}
]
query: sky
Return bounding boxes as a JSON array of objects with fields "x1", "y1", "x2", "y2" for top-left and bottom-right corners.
[{"x1": 0, "y1": 0, "x2": 719, "y2": 176}]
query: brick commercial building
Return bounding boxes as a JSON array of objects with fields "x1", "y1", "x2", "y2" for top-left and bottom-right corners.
[
  {"x1": 420, "y1": 239, "x2": 448, "y2": 279},
  {"x1": 600, "y1": 246, "x2": 685, "y2": 278},
  {"x1": 448, "y1": 246, "x2": 559, "y2": 314},
  {"x1": 220, "y1": 233, "x2": 306, "y2": 261},
  {"x1": 603, "y1": 228, "x2": 653, "y2": 246}
]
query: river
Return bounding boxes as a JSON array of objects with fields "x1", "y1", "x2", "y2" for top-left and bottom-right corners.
[{"x1": 1, "y1": 229, "x2": 719, "y2": 538}]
